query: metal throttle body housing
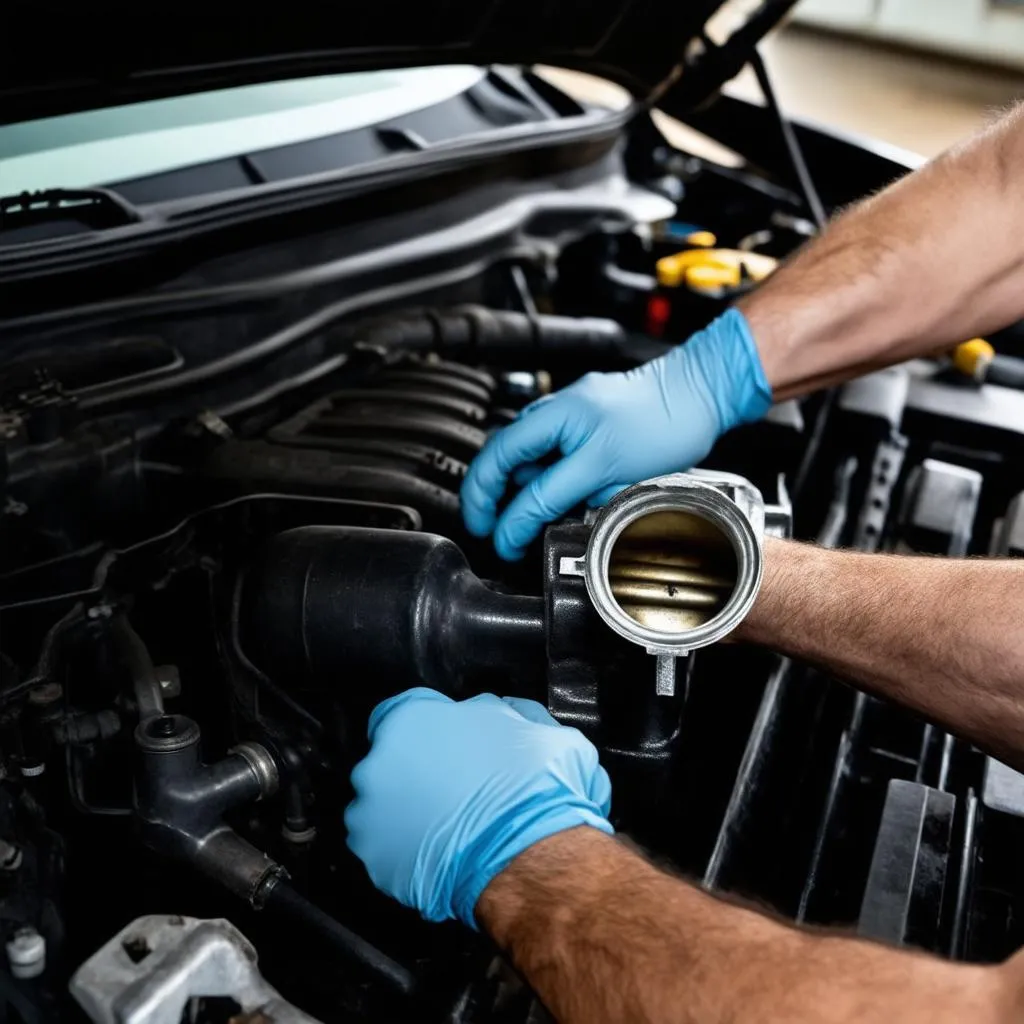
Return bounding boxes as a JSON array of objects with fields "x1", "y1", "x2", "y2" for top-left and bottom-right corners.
[{"x1": 559, "y1": 471, "x2": 790, "y2": 696}]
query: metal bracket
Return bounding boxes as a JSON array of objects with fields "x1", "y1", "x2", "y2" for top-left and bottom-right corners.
[
  {"x1": 558, "y1": 556, "x2": 586, "y2": 577},
  {"x1": 654, "y1": 654, "x2": 677, "y2": 697},
  {"x1": 71, "y1": 916, "x2": 322, "y2": 1024},
  {"x1": 765, "y1": 473, "x2": 793, "y2": 539}
]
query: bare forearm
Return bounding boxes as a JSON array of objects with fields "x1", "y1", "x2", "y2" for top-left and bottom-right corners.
[
  {"x1": 740, "y1": 104, "x2": 1024, "y2": 399},
  {"x1": 738, "y1": 540, "x2": 1024, "y2": 770},
  {"x1": 478, "y1": 828, "x2": 1007, "y2": 1024}
]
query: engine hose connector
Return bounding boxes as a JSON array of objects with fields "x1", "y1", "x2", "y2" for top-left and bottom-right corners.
[
  {"x1": 134, "y1": 714, "x2": 282, "y2": 905},
  {"x1": 133, "y1": 714, "x2": 416, "y2": 992}
]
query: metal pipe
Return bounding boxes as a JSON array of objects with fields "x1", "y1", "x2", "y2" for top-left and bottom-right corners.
[
  {"x1": 749, "y1": 49, "x2": 827, "y2": 230},
  {"x1": 111, "y1": 613, "x2": 164, "y2": 721}
]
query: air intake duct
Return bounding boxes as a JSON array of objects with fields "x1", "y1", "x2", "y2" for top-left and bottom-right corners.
[{"x1": 238, "y1": 526, "x2": 546, "y2": 702}]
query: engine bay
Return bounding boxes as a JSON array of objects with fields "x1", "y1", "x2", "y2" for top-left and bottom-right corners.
[{"x1": 4, "y1": 101, "x2": 1024, "y2": 1022}]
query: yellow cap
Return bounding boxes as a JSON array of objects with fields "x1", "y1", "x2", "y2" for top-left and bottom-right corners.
[
  {"x1": 656, "y1": 248, "x2": 778, "y2": 292},
  {"x1": 952, "y1": 338, "x2": 994, "y2": 381},
  {"x1": 685, "y1": 263, "x2": 740, "y2": 290},
  {"x1": 685, "y1": 230, "x2": 717, "y2": 248}
]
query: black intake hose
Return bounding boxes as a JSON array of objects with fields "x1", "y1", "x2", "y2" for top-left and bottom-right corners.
[
  {"x1": 202, "y1": 442, "x2": 465, "y2": 535},
  {"x1": 238, "y1": 526, "x2": 546, "y2": 701},
  {"x1": 358, "y1": 305, "x2": 626, "y2": 365},
  {"x1": 76, "y1": 304, "x2": 627, "y2": 414},
  {"x1": 259, "y1": 877, "x2": 416, "y2": 996}
]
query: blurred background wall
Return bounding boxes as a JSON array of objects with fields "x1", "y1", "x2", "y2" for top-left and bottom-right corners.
[
  {"x1": 743, "y1": 23, "x2": 1024, "y2": 157},
  {"x1": 548, "y1": 4, "x2": 1024, "y2": 160}
]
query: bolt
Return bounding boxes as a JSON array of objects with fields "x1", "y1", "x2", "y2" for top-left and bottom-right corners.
[
  {"x1": 195, "y1": 410, "x2": 233, "y2": 440},
  {"x1": 7, "y1": 927, "x2": 45, "y2": 979},
  {"x1": 155, "y1": 666, "x2": 181, "y2": 699},
  {"x1": 150, "y1": 716, "x2": 178, "y2": 739}
]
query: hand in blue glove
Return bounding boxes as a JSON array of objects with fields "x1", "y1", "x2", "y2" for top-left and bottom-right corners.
[
  {"x1": 344, "y1": 688, "x2": 613, "y2": 928},
  {"x1": 461, "y1": 308, "x2": 772, "y2": 560}
]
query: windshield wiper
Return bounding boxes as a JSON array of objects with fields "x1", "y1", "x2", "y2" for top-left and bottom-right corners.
[{"x1": 0, "y1": 187, "x2": 143, "y2": 235}]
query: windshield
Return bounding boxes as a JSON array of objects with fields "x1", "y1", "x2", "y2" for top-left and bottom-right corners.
[{"x1": 0, "y1": 66, "x2": 484, "y2": 196}]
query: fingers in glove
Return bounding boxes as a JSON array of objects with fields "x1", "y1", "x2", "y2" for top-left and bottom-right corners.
[
  {"x1": 460, "y1": 402, "x2": 563, "y2": 538},
  {"x1": 461, "y1": 693, "x2": 518, "y2": 714},
  {"x1": 367, "y1": 687, "x2": 452, "y2": 741},
  {"x1": 343, "y1": 792, "x2": 365, "y2": 837},
  {"x1": 587, "y1": 482, "x2": 629, "y2": 508},
  {"x1": 500, "y1": 696, "x2": 560, "y2": 727},
  {"x1": 588, "y1": 764, "x2": 613, "y2": 818},
  {"x1": 568, "y1": 731, "x2": 611, "y2": 816},
  {"x1": 512, "y1": 462, "x2": 545, "y2": 487},
  {"x1": 500, "y1": 698, "x2": 612, "y2": 815},
  {"x1": 520, "y1": 393, "x2": 555, "y2": 416},
  {"x1": 493, "y1": 449, "x2": 603, "y2": 561}
]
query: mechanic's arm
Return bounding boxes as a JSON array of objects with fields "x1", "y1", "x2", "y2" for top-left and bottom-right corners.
[
  {"x1": 737, "y1": 539, "x2": 1024, "y2": 772},
  {"x1": 345, "y1": 688, "x2": 1023, "y2": 1024},
  {"x1": 743, "y1": 103, "x2": 1024, "y2": 400},
  {"x1": 479, "y1": 828, "x2": 1011, "y2": 1024},
  {"x1": 463, "y1": 103, "x2": 1024, "y2": 560}
]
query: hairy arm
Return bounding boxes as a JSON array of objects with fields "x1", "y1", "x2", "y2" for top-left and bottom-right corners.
[
  {"x1": 740, "y1": 104, "x2": 1024, "y2": 400},
  {"x1": 479, "y1": 827, "x2": 1016, "y2": 1024},
  {"x1": 736, "y1": 540, "x2": 1024, "y2": 770}
]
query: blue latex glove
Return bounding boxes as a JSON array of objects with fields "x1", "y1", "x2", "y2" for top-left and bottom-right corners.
[
  {"x1": 345, "y1": 688, "x2": 613, "y2": 928},
  {"x1": 461, "y1": 308, "x2": 772, "y2": 560}
]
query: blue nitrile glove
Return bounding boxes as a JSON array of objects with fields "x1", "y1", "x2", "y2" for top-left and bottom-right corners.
[
  {"x1": 461, "y1": 308, "x2": 772, "y2": 560},
  {"x1": 344, "y1": 688, "x2": 613, "y2": 928}
]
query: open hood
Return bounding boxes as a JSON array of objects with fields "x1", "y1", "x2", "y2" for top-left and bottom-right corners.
[{"x1": 1, "y1": 0, "x2": 798, "y2": 126}]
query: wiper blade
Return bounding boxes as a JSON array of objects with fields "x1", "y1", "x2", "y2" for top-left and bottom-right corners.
[{"x1": 0, "y1": 187, "x2": 143, "y2": 234}]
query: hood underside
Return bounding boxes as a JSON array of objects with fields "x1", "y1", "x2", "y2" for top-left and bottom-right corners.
[{"x1": 1, "y1": 0, "x2": 796, "y2": 126}]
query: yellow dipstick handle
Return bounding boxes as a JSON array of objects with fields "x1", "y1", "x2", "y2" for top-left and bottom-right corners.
[
  {"x1": 684, "y1": 230, "x2": 717, "y2": 248},
  {"x1": 952, "y1": 339, "x2": 994, "y2": 381},
  {"x1": 655, "y1": 248, "x2": 774, "y2": 290},
  {"x1": 656, "y1": 248, "x2": 778, "y2": 293}
]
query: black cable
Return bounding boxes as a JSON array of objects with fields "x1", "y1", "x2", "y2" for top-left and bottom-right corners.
[
  {"x1": 73, "y1": 262, "x2": 492, "y2": 413},
  {"x1": 0, "y1": 971, "x2": 44, "y2": 1024},
  {"x1": 793, "y1": 389, "x2": 837, "y2": 502},
  {"x1": 749, "y1": 48, "x2": 827, "y2": 231},
  {"x1": 261, "y1": 878, "x2": 416, "y2": 995},
  {"x1": 2, "y1": 604, "x2": 85, "y2": 704},
  {"x1": 227, "y1": 576, "x2": 324, "y2": 734},
  {"x1": 65, "y1": 746, "x2": 132, "y2": 817}
]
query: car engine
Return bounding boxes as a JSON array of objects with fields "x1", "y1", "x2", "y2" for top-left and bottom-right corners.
[{"x1": 3, "y1": 108, "x2": 1024, "y2": 1023}]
